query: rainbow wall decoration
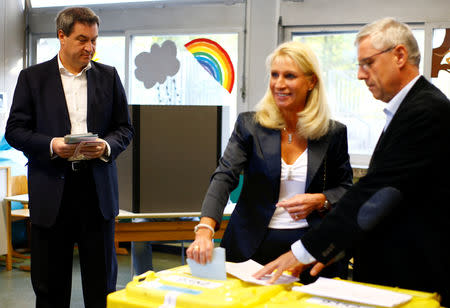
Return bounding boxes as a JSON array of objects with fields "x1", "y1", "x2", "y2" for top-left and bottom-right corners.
[{"x1": 184, "y1": 38, "x2": 235, "y2": 93}]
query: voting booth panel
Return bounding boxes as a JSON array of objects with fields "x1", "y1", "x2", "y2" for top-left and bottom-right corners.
[
  {"x1": 107, "y1": 265, "x2": 442, "y2": 308},
  {"x1": 137, "y1": 106, "x2": 221, "y2": 214}
]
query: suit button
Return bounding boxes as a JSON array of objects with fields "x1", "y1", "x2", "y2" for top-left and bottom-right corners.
[{"x1": 60, "y1": 175, "x2": 65, "y2": 179}]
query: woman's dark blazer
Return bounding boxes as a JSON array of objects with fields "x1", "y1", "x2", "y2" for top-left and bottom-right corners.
[{"x1": 201, "y1": 112, "x2": 353, "y2": 262}]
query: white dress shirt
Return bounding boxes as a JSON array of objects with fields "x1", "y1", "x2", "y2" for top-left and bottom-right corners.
[
  {"x1": 50, "y1": 54, "x2": 110, "y2": 158},
  {"x1": 58, "y1": 54, "x2": 90, "y2": 135},
  {"x1": 383, "y1": 75, "x2": 420, "y2": 131}
]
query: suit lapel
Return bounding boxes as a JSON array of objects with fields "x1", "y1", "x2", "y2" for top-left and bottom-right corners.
[
  {"x1": 369, "y1": 130, "x2": 385, "y2": 166},
  {"x1": 369, "y1": 76, "x2": 425, "y2": 167},
  {"x1": 306, "y1": 133, "x2": 330, "y2": 191},
  {"x1": 255, "y1": 127, "x2": 282, "y2": 190},
  {"x1": 50, "y1": 56, "x2": 72, "y2": 134},
  {"x1": 256, "y1": 126, "x2": 330, "y2": 192},
  {"x1": 86, "y1": 62, "x2": 96, "y2": 133}
]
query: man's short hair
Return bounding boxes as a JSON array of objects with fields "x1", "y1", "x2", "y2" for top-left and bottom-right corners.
[
  {"x1": 55, "y1": 7, "x2": 100, "y2": 38},
  {"x1": 355, "y1": 17, "x2": 421, "y2": 67}
]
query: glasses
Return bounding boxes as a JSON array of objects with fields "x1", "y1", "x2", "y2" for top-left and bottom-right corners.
[{"x1": 357, "y1": 46, "x2": 395, "y2": 72}]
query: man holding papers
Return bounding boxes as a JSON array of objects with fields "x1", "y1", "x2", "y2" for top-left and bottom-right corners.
[
  {"x1": 254, "y1": 18, "x2": 450, "y2": 307},
  {"x1": 5, "y1": 7, "x2": 133, "y2": 308}
]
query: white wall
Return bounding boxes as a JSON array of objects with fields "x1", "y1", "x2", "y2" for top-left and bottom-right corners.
[
  {"x1": 280, "y1": 0, "x2": 450, "y2": 26},
  {"x1": 28, "y1": 4, "x2": 245, "y2": 33},
  {"x1": 0, "y1": 0, "x2": 24, "y2": 135},
  {"x1": 244, "y1": 0, "x2": 279, "y2": 109}
]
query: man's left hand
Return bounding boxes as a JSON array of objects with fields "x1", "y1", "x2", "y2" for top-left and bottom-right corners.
[
  {"x1": 252, "y1": 250, "x2": 327, "y2": 284},
  {"x1": 78, "y1": 138, "x2": 106, "y2": 159},
  {"x1": 252, "y1": 251, "x2": 306, "y2": 284}
]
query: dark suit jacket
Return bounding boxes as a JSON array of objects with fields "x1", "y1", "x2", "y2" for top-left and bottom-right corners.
[
  {"x1": 5, "y1": 56, "x2": 134, "y2": 228},
  {"x1": 301, "y1": 76, "x2": 450, "y2": 302},
  {"x1": 201, "y1": 112, "x2": 353, "y2": 261}
]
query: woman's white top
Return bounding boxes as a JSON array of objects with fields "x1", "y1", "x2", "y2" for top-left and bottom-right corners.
[{"x1": 268, "y1": 148, "x2": 309, "y2": 229}]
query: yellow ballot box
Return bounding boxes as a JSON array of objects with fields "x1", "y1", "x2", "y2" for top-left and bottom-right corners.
[
  {"x1": 255, "y1": 278, "x2": 442, "y2": 308},
  {"x1": 107, "y1": 265, "x2": 291, "y2": 308}
]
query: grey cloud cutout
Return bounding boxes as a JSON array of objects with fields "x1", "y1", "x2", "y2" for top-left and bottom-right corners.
[{"x1": 134, "y1": 40, "x2": 180, "y2": 89}]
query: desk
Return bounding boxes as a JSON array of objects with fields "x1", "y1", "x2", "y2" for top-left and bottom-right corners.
[{"x1": 3, "y1": 194, "x2": 231, "y2": 271}]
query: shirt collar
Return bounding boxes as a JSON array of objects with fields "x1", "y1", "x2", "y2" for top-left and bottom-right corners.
[
  {"x1": 383, "y1": 75, "x2": 420, "y2": 118},
  {"x1": 57, "y1": 53, "x2": 92, "y2": 77}
]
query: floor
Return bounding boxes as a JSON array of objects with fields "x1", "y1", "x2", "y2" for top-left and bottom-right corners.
[{"x1": 0, "y1": 244, "x2": 185, "y2": 308}]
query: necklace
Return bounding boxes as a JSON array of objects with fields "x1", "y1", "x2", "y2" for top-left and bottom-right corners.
[{"x1": 283, "y1": 128, "x2": 293, "y2": 144}]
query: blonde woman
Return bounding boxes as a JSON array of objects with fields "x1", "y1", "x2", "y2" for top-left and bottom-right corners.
[{"x1": 187, "y1": 41, "x2": 352, "y2": 282}]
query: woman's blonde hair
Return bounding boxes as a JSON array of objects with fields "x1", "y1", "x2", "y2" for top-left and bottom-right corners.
[{"x1": 255, "y1": 41, "x2": 331, "y2": 140}]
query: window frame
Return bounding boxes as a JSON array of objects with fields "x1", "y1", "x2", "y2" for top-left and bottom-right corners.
[{"x1": 125, "y1": 27, "x2": 245, "y2": 152}]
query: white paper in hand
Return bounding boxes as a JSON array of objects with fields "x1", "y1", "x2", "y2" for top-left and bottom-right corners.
[{"x1": 187, "y1": 247, "x2": 227, "y2": 280}]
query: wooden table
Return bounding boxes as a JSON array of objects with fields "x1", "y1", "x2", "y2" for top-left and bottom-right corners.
[
  {"x1": 115, "y1": 210, "x2": 228, "y2": 242},
  {"x1": 3, "y1": 194, "x2": 231, "y2": 271},
  {"x1": 114, "y1": 210, "x2": 229, "y2": 261}
]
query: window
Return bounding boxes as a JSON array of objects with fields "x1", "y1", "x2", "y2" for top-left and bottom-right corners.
[
  {"x1": 35, "y1": 32, "x2": 240, "y2": 152},
  {"x1": 129, "y1": 33, "x2": 238, "y2": 107},
  {"x1": 128, "y1": 33, "x2": 239, "y2": 147},
  {"x1": 290, "y1": 28, "x2": 424, "y2": 166},
  {"x1": 36, "y1": 36, "x2": 126, "y2": 83},
  {"x1": 36, "y1": 37, "x2": 59, "y2": 64}
]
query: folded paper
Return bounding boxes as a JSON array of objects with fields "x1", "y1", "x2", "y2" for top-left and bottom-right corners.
[{"x1": 187, "y1": 247, "x2": 226, "y2": 280}]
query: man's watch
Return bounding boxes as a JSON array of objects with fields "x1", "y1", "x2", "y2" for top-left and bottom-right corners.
[{"x1": 319, "y1": 199, "x2": 331, "y2": 212}]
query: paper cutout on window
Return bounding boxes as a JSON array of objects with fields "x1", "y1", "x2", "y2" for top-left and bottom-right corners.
[
  {"x1": 184, "y1": 38, "x2": 235, "y2": 93},
  {"x1": 431, "y1": 28, "x2": 450, "y2": 78},
  {"x1": 135, "y1": 40, "x2": 180, "y2": 89},
  {"x1": 92, "y1": 53, "x2": 99, "y2": 62}
]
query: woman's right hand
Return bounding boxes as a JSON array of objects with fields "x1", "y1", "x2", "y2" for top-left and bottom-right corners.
[
  {"x1": 276, "y1": 193, "x2": 327, "y2": 220},
  {"x1": 186, "y1": 228, "x2": 215, "y2": 264},
  {"x1": 186, "y1": 217, "x2": 217, "y2": 264}
]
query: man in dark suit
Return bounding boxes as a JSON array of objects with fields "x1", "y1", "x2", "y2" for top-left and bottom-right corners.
[
  {"x1": 255, "y1": 18, "x2": 450, "y2": 306},
  {"x1": 5, "y1": 7, "x2": 133, "y2": 308}
]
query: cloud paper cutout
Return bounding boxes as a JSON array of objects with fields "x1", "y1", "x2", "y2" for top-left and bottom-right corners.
[{"x1": 134, "y1": 40, "x2": 180, "y2": 89}]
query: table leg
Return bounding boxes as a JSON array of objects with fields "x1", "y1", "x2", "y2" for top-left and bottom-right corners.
[{"x1": 6, "y1": 200, "x2": 12, "y2": 271}]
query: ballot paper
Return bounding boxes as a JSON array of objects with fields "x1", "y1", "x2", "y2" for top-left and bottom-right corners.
[
  {"x1": 292, "y1": 277, "x2": 412, "y2": 307},
  {"x1": 225, "y1": 259, "x2": 299, "y2": 285},
  {"x1": 64, "y1": 133, "x2": 98, "y2": 144},
  {"x1": 187, "y1": 247, "x2": 227, "y2": 280},
  {"x1": 64, "y1": 133, "x2": 101, "y2": 161}
]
